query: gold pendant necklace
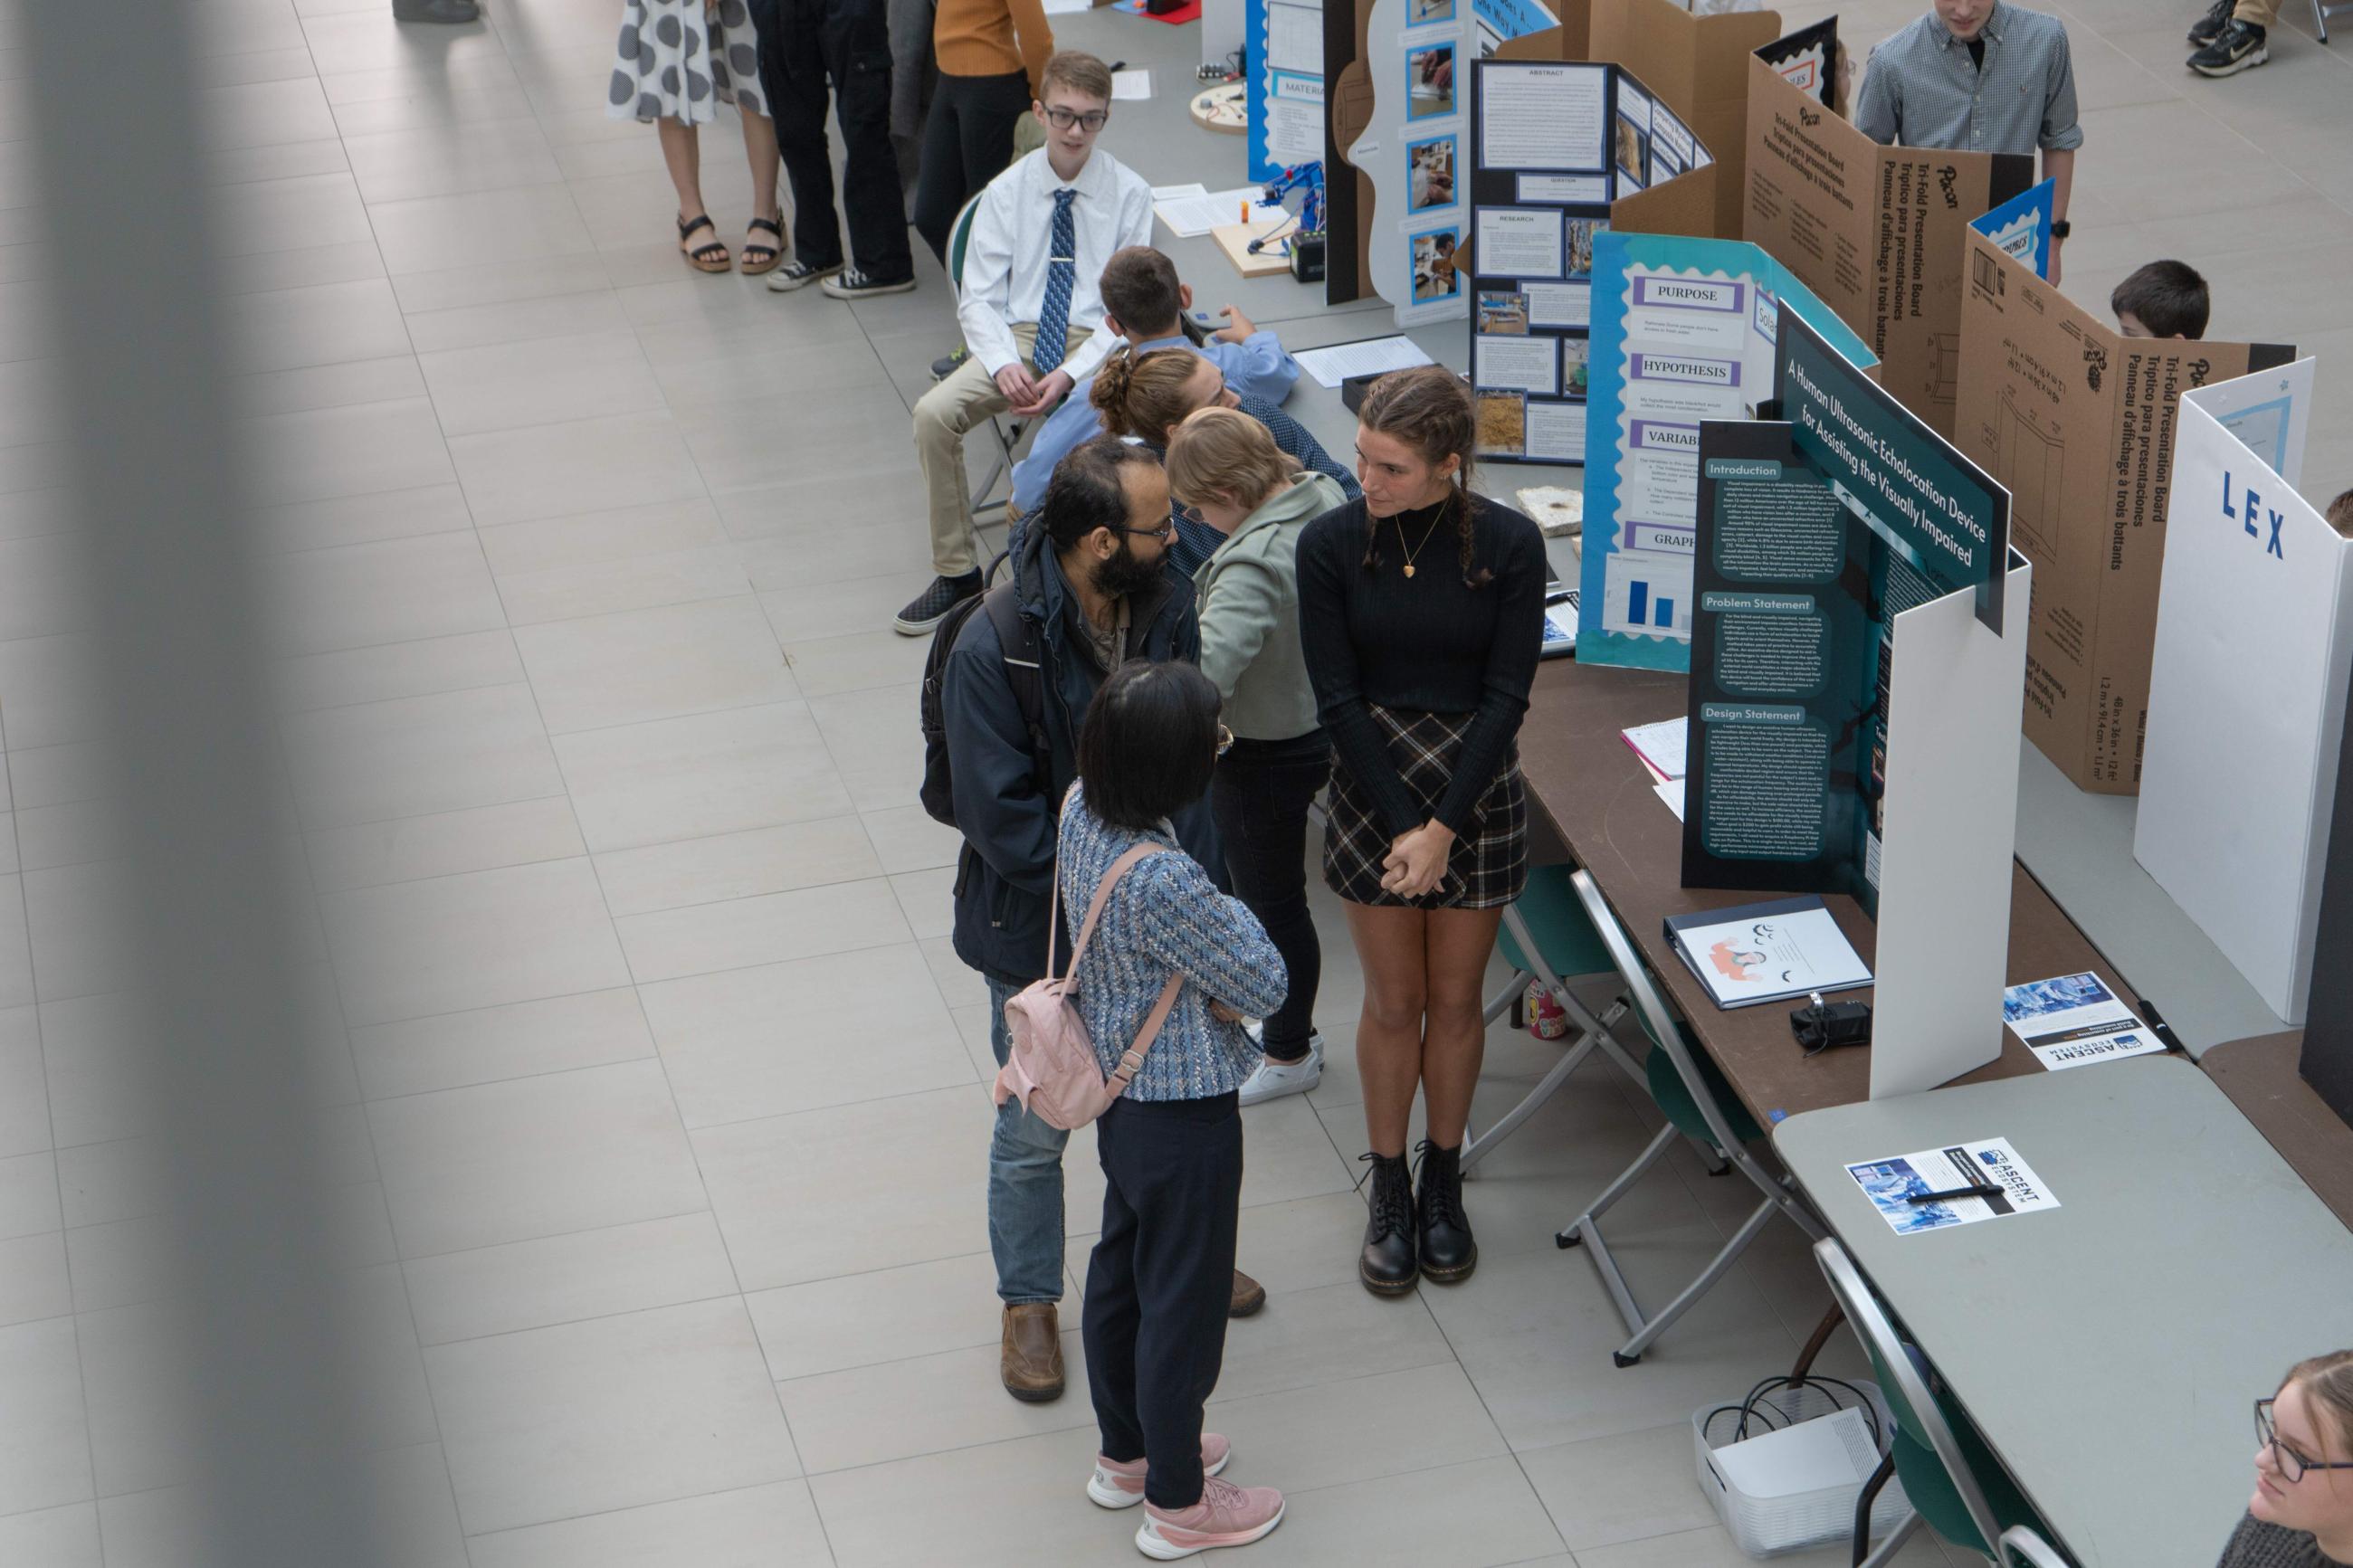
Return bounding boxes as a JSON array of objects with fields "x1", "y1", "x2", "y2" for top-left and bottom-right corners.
[{"x1": 1397, "y1": 504, "x2": 1445, "y2": 579}]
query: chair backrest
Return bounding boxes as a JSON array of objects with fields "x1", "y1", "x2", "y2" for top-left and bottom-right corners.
[
  {"x1": 1812, "y1": 1239, "x2": 2006, "y2": 1552},
  {"x1": 1567, "y1": 869, "x2": 1758, "y2": 1162},
  {"x1": 946, "y1": 192, "x2": 986, "y2": 310},
  {"x1": 2000, "y1": 1525, "x2": 2073, "y2": 1567}
]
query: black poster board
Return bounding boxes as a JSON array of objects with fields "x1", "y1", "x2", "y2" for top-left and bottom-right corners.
[{"x1": 1464, "y1": 57, "x2": 1710, "y2": 465}]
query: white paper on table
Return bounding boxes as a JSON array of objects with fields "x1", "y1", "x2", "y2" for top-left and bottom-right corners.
[
  {"x1": 1845, "y1": 1137, "x2": 2060, "y2": 1236},
  {"x1": 1291, "y1": 336, "x2": 1435, "y2": 388},
  {"x1": 1653, "y1": 778, "x2": 1685, "y2": 821},
  {"x1": 1150, "y1": 182, "x2": 1209, "y2": 202},
  {"x1": 1621, "y1": 717, "x2": 1687, "y2": 779},
  {"x1": 2001, "y1": 972, "x2": 2166, "y2": 1072},
  {"x1": 1154, "y1": 186, "x2": 1282, "y2": 238},
  {"x1": 1041, "y1": 0, "x2": 1091, "y2": 14},
  {"x1": 1111, "y1": 70, "x2": 1153, "y2": 100}
]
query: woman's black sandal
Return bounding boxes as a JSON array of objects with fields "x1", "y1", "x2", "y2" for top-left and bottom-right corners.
[
  {"x1": 677, "y1": 213, "x2": 730, "y2": 274},
  {"x1": 740, "y1": 214, "x2": 784, "y2": 276}
]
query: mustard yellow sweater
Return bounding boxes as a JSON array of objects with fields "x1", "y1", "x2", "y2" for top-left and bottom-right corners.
[{"x1": 936, "y1": 0, "x2": 1054, "y2": 91}]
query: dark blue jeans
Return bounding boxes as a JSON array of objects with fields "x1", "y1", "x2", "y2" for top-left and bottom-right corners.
[{"x1": 1209, "y1": 731, "x2": 1329, "y2": 1060}]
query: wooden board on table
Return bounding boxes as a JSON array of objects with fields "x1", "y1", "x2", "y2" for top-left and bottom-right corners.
[{"x1": 1210, "y1": 220, "x2": 1294, "y2": 278}]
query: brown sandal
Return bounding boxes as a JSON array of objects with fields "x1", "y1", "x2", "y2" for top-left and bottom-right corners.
[
  {"x1": 740, "y1": 214, "x2": 784, "y2": 276},
  {"x1": 677, "y1": 213, "x2": 730, "y2": 274}
]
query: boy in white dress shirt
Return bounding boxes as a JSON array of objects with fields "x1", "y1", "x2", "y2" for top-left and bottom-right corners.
[{"x1": 896, "y1": 49, "x2": 1154, "y2": 636}]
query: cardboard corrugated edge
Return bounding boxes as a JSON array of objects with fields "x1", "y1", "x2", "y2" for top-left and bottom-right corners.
[
  {"x1": 1743, "y1": 52, "x2": 2029, "y2": 438},
  {"x1": 1954, "y1": 227, "x2": 2291, "y2": 794},
  {"x1": 1590, "y1": 0, "x2": 1779, "y2": 237}
]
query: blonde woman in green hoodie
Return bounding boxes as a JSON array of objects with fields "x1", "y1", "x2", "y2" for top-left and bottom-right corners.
[{"x1": 1166, "y1": 405, "x2": 1350, "y2": 1107}]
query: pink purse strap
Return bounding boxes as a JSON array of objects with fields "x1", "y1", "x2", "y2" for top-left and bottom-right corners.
[
  {"x1": 1046, "y1": 805, "x2": 1167, "y2": 982},
  {"x1": 1107, "y1": 972, "x2": 1187, "y2": 1092}
]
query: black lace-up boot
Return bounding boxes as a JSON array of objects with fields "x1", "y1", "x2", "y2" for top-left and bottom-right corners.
[
  {"x1": 1358, "y1": 1152, "x2": 1418, "y2": 1296},
  {"x1": 1414, "y1": 1140, "x2": 1478, "y2": 1284}
]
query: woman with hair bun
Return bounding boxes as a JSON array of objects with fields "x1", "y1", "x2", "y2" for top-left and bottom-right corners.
[{"x1": 1294, "y1": 364, "x2": 1547, "y2": 1297}]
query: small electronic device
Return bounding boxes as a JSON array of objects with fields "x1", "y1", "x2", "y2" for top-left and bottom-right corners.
[
  {"x1": 1791, "y1": 992, "x2": 1872, "y2": 1054},
  {"x1": 1288, "y1": 233, "x2": 1326, "y2": 282}
]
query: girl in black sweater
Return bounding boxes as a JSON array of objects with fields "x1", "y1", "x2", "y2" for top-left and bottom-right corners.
[{"x1": 1295, "y1": 366, "x2": 1546, "y2": 1296}]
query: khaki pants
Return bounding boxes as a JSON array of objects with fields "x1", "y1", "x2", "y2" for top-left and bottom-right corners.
[
  {"x1": 2234, "y1": 0, "x2": 2280, "y2": 24},
  {"x1": 911, "y1": 320, "x2": 1091, "y2": 578}
]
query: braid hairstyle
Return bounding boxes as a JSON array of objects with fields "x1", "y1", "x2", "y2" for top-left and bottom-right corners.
[
  {"x1": 1089, "y1": 347, "x2": 1202, "y2": 445},
  {"x1": 1355, "y1": 364, "x2": 1490, "y2": 587}
]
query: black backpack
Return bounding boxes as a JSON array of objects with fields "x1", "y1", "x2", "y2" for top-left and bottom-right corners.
[{"x1": 918, "y1": 572, "x2": 1047, "y2": 829}]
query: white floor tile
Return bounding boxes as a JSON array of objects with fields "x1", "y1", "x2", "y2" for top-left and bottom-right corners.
[
  {"x1": 0, "y1": 1503, "x2": 100, "y2": 1568},
  {"x1": 425, "y1": 1296, "x2": 800, "y2": 1535},
  {"x1": 350, "y1": 986, "x2": 654, "y2": 1101},
  {"x1": 404, "y1": 1211, "x2": 739, "y2": 1346},
  {"x1": 464, "y1": 1478, "x2": 833, "y2": 1568},
  {"x1": 511, "y1": 594, "x2": 797, "y2": 735},
  {"x1": 553, "y1": 701, "x2": 853, "y2": 852},
  {"x1": 0, "y1": 1315, "x2": 90, "y2": 1513}
]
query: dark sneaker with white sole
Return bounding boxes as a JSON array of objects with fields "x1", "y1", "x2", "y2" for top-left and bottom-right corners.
[
  {"x1": 2188, "y1": 0, "x2": 2234, "y2": 43},
  {"x1": 821, "y1": 268, "x2": 918, "y2": 300},
  {"x1": 893, "y1": 571, "x2": 983, "y2": 635},
  {"x1": 766, "y1": 259, "x2": 842, "y2": 292},
  {"x1": 2189, "y1": 18, "x2": 2268, "y2": 73}
]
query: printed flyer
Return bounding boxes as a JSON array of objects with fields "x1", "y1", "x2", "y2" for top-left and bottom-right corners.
[
  {"x1": 1846, "y1": 1138, "x2": 2060, "y2": 1236},
  {"x1": 2003, "y1": 972, "x2": 2165, "y2": 1071}
]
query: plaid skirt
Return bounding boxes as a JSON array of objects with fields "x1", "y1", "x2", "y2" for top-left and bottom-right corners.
[{"x1": 1323, "y1": 705, "x2": 1527, "y2": 910}]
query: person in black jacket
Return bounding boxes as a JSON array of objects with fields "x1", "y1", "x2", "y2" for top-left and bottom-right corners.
[
  {"x1": 1297, "y1": 365, "x2": 1547, "y2": 1297},
  {"x1": 939, "y1": 435, "x2": 1243, "y2": 1404}
]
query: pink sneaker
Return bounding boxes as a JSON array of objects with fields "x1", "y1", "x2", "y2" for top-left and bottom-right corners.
[
  {"x1": 1135, "y1": 1475, "x2": 1285, "y2": 1559},
  {"x1": 1086, "y1": 1434, "x2": 1232, "y2": 1508}
]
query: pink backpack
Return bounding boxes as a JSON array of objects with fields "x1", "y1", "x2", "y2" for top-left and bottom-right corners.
[{"x1": 990, "y1": 841, "x2": 1186, "y2": 1131}]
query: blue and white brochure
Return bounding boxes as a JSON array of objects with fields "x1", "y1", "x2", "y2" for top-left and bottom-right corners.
[
  {"x1": 2002, "y1": 971, "x2": 2164, "y2": 1072},
  {"x1": 1846, "y1": 1138, "x2": 2060, "y2": 1236}
]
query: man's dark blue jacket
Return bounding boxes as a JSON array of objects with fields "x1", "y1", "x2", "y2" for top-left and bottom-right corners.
[{"x1": 941, "y1": 522, "x2": 1221, "y2": 988}]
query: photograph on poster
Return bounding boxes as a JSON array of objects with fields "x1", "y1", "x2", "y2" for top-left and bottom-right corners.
[
  {"x1": 1408, "y1": 43, "x2": 1456, "y2": 119},
  {"x1": 1407, "y1": 134, "x2": 1457, "y2": 212},
  {"x1": 1476, "y1": 391, "x2": 1527, "y2": 455},
  {"x1": 1477, "y1": 290, "x2": 1529, "y2": 334},
  {"x1": 1412, "y1": 228, "x2": 1462, "y2": 302},
  {"x1": 1475, "y1": 206, "x2": 1563, "y2": 279},
  {"x1": 1526, "y1": 280, "x2": 1590, "y2": 328},
  {"x1": 1566, "y1": 218, "x2": 1604, "y2": 277},
  {"x1": 1615, "y1": 116, "x2": 1649, "y2": 188},
  {"x1": 1476, "y1": 333, "x2": 1557, "y2": 394},
  {"x1": 1563, "y1": 334, "x2": 1591, "y2": 396},
  {"x1": 1411, "y1": 0, "x2": 1455, "y2": 21}
]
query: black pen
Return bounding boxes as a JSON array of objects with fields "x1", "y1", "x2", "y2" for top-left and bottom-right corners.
[{"x1": 1905, "y1": 1184, "x2": 2003, "y2": 1205}]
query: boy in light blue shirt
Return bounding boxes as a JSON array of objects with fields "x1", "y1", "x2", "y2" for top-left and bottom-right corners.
[{"x1": 1009, "y1": 246, "x2": 1299, "y2": 517}]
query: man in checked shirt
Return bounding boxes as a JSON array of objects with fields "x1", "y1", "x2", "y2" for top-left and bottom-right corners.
[{"x1": 1851, "y1": 0, "x2": 2082, "y2": 282}]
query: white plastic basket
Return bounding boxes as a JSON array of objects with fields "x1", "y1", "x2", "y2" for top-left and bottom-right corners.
[{"x1": 1692, "y1": 1383, "x2": 1912, "y2": 1558}]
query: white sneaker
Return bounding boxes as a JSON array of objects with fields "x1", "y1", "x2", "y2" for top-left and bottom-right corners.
[{"x1": 1238, "y1": 1033, "x2": 1323, "y2": 1107}]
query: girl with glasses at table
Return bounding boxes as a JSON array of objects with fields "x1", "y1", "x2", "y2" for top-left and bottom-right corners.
[
  {"x1": 2224, "y1": 1351, "x2": 2353, "y2": 1565},
  {"x1": 1295, "y1": 364, "x2": 1547, "y2": 1298}
]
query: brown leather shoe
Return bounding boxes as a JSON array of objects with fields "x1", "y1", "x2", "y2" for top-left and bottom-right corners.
[
  {"x1": 1001, "y1": 1303, "x2": 1064, "y2": 1402},
  {"x1": 1229, "y1": 1268, "x2": 1266, "y2": 1318}
]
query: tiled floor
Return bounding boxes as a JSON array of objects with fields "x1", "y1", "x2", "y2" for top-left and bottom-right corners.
[{"x1": 0, "y1": 0, "x2": 2347, "y2": 1563}]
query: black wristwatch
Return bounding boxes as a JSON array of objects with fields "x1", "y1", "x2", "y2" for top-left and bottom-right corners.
[{"x1": 2049, "y1": 219, "x2": 2072, "y2": 240}]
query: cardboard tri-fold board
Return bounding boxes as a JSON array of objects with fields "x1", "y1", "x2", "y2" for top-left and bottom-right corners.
[
  {"x1": 1954, "y1": 229, "x2": 2298, "y2": 794},
  {"x1": 1743, "y1": 43, "x2": 2034, "y2": 438},
  {"x1": 1492, "y1": 0, "x2": 1782, "y2": 238}
]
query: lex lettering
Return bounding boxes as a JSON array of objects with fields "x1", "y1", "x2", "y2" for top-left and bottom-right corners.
[{"x1": 2222, "y1": 470, "x2": 2285, "y2": 559}]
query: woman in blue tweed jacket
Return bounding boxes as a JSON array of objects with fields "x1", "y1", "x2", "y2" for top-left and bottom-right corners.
[{"x1": 1062, "y1": 660, "x2": 1291, "y2": 1559}]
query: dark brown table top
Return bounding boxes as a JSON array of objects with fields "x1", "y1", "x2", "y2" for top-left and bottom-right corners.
[
  {"x1": 1519, "y1": 656, "x2": 2147, "y2": 1128},
  {"x1": 2202, "y1": 1031, "x2": 2353, "y2": 1234}
]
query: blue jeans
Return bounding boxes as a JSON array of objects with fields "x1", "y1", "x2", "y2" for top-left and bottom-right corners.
[{"x1": 987, "y1": 975, "x2": 1069, "y2": 1305}]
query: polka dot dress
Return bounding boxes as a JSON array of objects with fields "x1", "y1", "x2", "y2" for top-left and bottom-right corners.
[{"x1": 605, "y1": 0, "x2": 764, "y2": 127}]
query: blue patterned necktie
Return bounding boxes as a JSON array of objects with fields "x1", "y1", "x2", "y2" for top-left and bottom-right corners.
[{"x1": 1032, "y1": 188, "x2": 1078, "y2": 375}]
